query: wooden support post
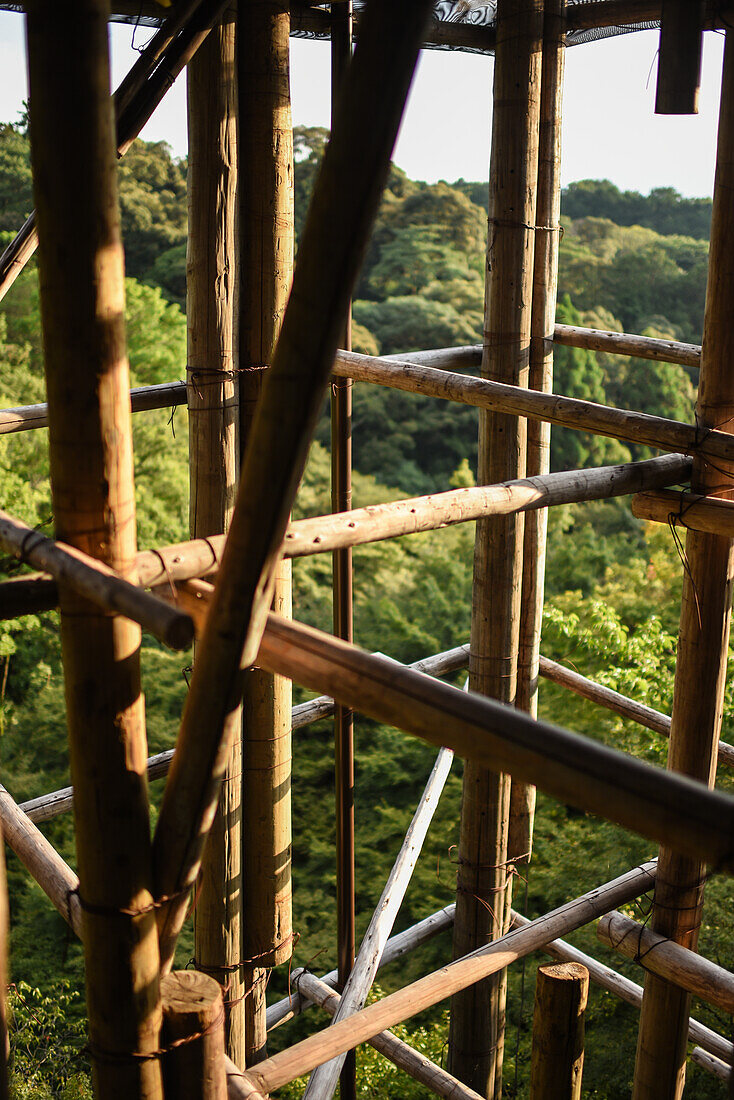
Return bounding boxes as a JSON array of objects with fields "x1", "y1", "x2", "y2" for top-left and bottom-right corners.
[
  {"x1": 448, "y1": 1, "x2": 543, "y2": 1094},
  {"x1": 330, "y1": 7, "x2": 356, "y2": 1097},
  {"x1": 187, "y1": 15, "x2": 243, "y2": 1067},
  {"x1": 161, "y1": 972, "x2": 228, "y2": 1100},
  {"x1": 632, "y1": 30, "x2": 734, "y2": 1100},
  {"x1": 237, "y1": 0, "x2": 295, "y2": 1067},
  {"x1": 152, "y1": 0, "x2": 432, "y2": 976},
  {"x1": 25, "y1": 3, "x2": 163, "y2": 1097},
  {"x1": 655, "y1": 0, "x2": 704, "y2": 115},
  {"x1": 528, "y1": 963, "x2": 588, "y2": 1100},
  {"x1": 0, "y1": 832, "x2": 7, "y2": 1100},
  {"x1": 512, "y1": 0, "x2": 565, "y2": 866}
]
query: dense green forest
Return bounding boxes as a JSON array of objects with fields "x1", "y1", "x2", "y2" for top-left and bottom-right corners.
[{"x1": 0, "y1": 118, "x2": 731, "y2": 1097}]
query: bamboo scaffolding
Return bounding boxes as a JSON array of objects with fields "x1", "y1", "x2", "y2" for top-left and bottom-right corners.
[
  {"x1": 297, "y1": 971, "x2": 483, "y2": 1100},
  {"x1": 0, "y1": 509, "x2": 194, "y2": 648},
  {"x1": 0, "y1": 380, "x2": 188, "y2": 436},
  {"x1": 633, "y1": 30, "x2": 734, "y2": 1100},
  {"x1": 512, "y1": 0, "x2": 565, "y2": 866},
  {"x1": 690, "y1": 1048, "x2": 730, "y2": 1082},
  {"x1": 449, "y1": 1, "x2": 542, "y2": 1092},
  {"x1": 304, "y1": 747, "x2": 453, "y2": 1099},
  {"x1": 529, "y1": 962, "x2": 588, "y2": 1100},
  {"x1": 632, "y1": 488, "x2": 734, "y2": 538},
  {"x1": 228, "y1": 862, "x2": 659, "y2": 1098},
  {"x1": 600, "y1": 911, "x2": 734, "y2": 1014},
  {"x1": 552, "y1": 324, "x2": 700, "y2": 370},
  {"x1": 151, "y1": 0, "x2": 435, "y2": 974},
  {"x1": 237, "y1": 0, "x2": 296, "y2": 1064},
  {"x1": 655, "y1": 0, "x2": 704, "y2": 115},
  {"x1": 187, "y1": 14, "x2": 243, "y2": 1066},
  {"x1": 332, "y1": 350, "x2": 734, "y2": 463},
  {"x1": 25, "y1": 3, "x2": 163, "y2": 1094}
]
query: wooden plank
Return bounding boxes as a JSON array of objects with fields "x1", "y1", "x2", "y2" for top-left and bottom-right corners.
[
  {"x1": 25, "y1": 1, "x2": 164, "y2": 1093},
  {"x1": 303, "y1": 747, "x2": 453, "y2": 1099},
  {"x1": 633, "y1": 28, "x2": 734, "y2": 1100},
  {"x1": 150, "y1": 0, "x2": 435, "y2": 973}
]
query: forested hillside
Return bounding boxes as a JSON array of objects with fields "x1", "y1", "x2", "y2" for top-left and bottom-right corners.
[{"x1": 0, "y1": 119, "x2": 731, "y2": 1097}]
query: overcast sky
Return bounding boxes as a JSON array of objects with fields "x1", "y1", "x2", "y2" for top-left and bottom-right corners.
[{"x1": 0, "y1": 14, "x2": 726, "y2": 197}]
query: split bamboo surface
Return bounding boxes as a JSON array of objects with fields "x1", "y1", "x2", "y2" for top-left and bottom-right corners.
[
  {"x1": 332, "y1": 349, "x2": 734, "y2": 464},
  {"x1": 161, "y1": 972, "x2": 228, "y2": 1100},
  {"x1": 512, "y1": 0, "x2": 565, "y2": 867},
  {"x1": 633, "y1": 30, "x2": 734, "y2": 1100},
  {"x1": 151, "y1": 0, "x2": 436, "y2": 974},
  {"x1": 229, "y1": 862, "x2": 659, "y2": 1098},
  {"x1": 529, "y1": 963, "x2": 588, "y2": 1100},
  {"x1": 297, "y1": 972, "x2": 483, "y2": 1100},
  {"x1": 256, "y1": 613, "x2": 734, "y2": 870},
  {"x1": 0, "y1": 509, "x2": 194, "y2": 649},
  {"x1": 187, "y1": 14, "x2": 243, "y2": 1064},
  {"x1": 599, "y1": 911, "x2": 734, "y2": 1015},
  {"x1": 25, "y1": 2, "x2": 163, "y2": 1095},
  {"x1": 304, "y1": 748, "x2": 453, "y2": 1099},
  {"x1": 450, "y1": 0, "x2": 542, "y2": 1091},
  {"x1": 632, "y1": 488, "x2": 734, "y2": 538}
]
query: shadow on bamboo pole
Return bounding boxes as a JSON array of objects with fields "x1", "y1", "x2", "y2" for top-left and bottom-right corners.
[
  {"x1": 512, "y1": 0, "x2": 565, "y2": 867},
  {"x1": 151, "y1": 0, "x2": 436, "y2": 973},
  {"x1": 237, "y1": 0, "x2": 295, "y2": 1066},
  {"x1": 26, "y1": 1, "x2": 164, "y2": 1095},
  {"x1": 449, "y1": 1, "x2": 542, "y2": 1094},
  {"x1": 632, "y1": 29, "x2": 734, "y2": 1100},
  {"x1": 187, "y1": 14, "x2": 243, "y2": 1068}
]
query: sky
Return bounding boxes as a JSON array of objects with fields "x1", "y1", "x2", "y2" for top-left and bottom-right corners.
[{"x1": 0, "y1": 13, "x2": 726, "y2": 198}]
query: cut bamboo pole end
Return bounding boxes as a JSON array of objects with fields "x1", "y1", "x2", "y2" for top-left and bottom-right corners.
[
  {"x1": 161, "y1": 971, "x2": 228, "y2": 1100},
  {"x1": 0, "y1": 509, "x2": 194, "y2": 649},
  {"x1": 529, "y1": 963, "x2": 588, "y2": 1100},
  {"x1": 598, "y1": 910, "x2": 734, "y2": 1015}
]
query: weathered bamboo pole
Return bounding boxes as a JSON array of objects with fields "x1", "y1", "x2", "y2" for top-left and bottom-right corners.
[
  {"x1": 151, "y1": 0, "x2": 434, "y2": 973},
  {"x1": 691, "y1": 1048, "x2": 730, "y2": 1081},
  {"x1": 0, "y1": 380, "x2": 188, "y2": 435},
  {"x1": 600, "y1": 911, "x2": 734, "y2": 1014},
  {"x1": 232, "y1": 862, "x2": 659, "y2": 1098},
  {"x1": 632, "y1": 31, "x2": 734, "y2": 1100},
  {"x1": 256, "y1": 613, "x2": 734, "y2": 869},
  {"x1": 161, "y1": 972, "x2": 228, "y2": 1100},
  {"x1": 529, "y1": 963, "x2": 588, "y2": 1100},
  {"x1": 552, "y1": 324, "x2": 701, "y2": 370},
  {"x1": 0, "y1": 831, "x2": 8, "y2": 1100},
  {"x1": 0, "y1": 453, "x2": 693, "y2": 621},
  {"x1": 632, "y1": 488, "x2": 734, "y2": 538},
  {"x1": 187, "y1": 15, "x2": 243, "y2": 1068},
  {"x1": 332, "y1": 350, "x2": 734, "y2": 464},
  {"x1": 298, "y1": 971, "x2": 484, "y2": 1100},
  {"x1": 512, "y1": 0, "x2": 565, "y2": 867},
  {"x1": 25, "y1": 2, "x2": 163, "y2": 1094},
  {"x1": 655, "y1": 0, "x2": 704, "y2": 115},
  {"x1": 304, "y1": 748, "x2": 453, "y2": 1099},
  {"x1": 511, "y1": 909, "x2": 734, "y2": 1067},
  {"x1": 330, "y1": 11, "x2": 356, "y2": 1096},
  {"x1": 449, "y1": 1, "x2": 543, "y2": 1093},
  {"x1": 0, "y1": 509, "x2": 194, "y2": 648},
  {"x1": 237, "y1": 0, "x2": 295, "y2": 1065}
]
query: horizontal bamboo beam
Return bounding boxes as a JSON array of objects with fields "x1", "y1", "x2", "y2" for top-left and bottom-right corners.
[
  {"x1": 0, "y1": 381, "x2": 187, "y2": 436},
  {"x1": 0, "y1": 509, "x2": 193, "y2": 649},
  {"x1": 511, "y1": 910, "x2": 733, "y2": 1071},
  {"x1": 598, "y1": 911, "x2": 734, "y2": 1014},
  {"x1": 256, "y1": 613, "x2": 734, "y2": 872},
  {"x1": 552, "y1": 324, "x2": 700, "y2": 370},
  {"x1": 632, "y1": 488, "x2": 734, "y2": 539},
  {"x1": 231, "y1": 862, "x2": 659, "y2": 1098},
  {"x1": 332, "y1": 350, "x2": 732, "y2": 464},
  {"x1": 538, "y1": 656, "x2": 734, "y2": 768},
  {"x1": 690, "y1": 1048, "x2": 730, "y2": 1082},
  {"x1": 297, "y1": 971, "x2": 483, "y2": 1100}
]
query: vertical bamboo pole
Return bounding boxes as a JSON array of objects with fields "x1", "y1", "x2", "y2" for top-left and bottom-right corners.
[
  {"x1": 237, "y1": 0, "x2": 294, "y2": 1067},
  {"x1": 528, "y1": 963, "x2": 588, "y2": 1100},
  {"x1": 0, "y1": 834, "x2": 7, "y2": 1100},
  {"x1": 25, "y1": 2, "x2": 163, "y2": 1097},
  {"x1": 187, "y1": 18, "x2": 242, "y2": 1067},
  {"x1": 510, "y1": 0, "x2": 565, "y2": 866},
  {"x1": 330, "y1": 5, "x2": 356, "y2": 1099},
  {"x1": 448, "y1": 2, "x2": 543, "y2": 1095},
  {"x1": 161, "y1": 971, "x2": 228, "y2": 1100},
  {"x1": 655, "y1": 0, "x2": 704, "y2": 115},
  {"x1": 632, "y1": 30, "x2": 734, "y2": 1100}
]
